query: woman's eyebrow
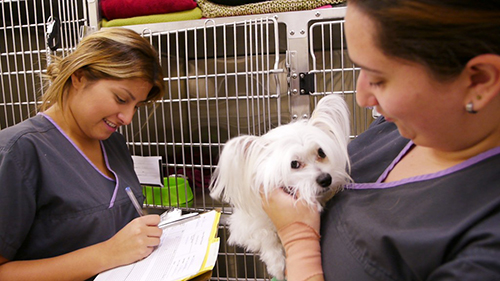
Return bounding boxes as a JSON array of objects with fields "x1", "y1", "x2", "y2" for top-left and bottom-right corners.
[
  {"x1": 119, "y1": 87, "x2": 147, "y2": 103},
  {"x1": 125, "y1": 90, "x2": 137, "y2": 101},
  {"x1": 350, "y1": 58, "x2": 384, "y2": 74}
]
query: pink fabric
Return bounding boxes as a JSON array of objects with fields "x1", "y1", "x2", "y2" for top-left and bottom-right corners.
[{"x1": 101, "y1": 0, "x2": 198, "y2": 20}]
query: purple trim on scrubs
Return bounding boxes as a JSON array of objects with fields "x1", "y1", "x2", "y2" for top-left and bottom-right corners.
[
  {"x1": 347, "y1": 142, "x2": 500, "y2": 190},
  {"x1": 376, "y1": 141, "x2": 414, "y2": 184},
  {"x1": 39, "y1": 113, "x2": 119, "y2": 207},
  {"x1": 103, "y1": 144, "x2": 120, "y2": 208}
]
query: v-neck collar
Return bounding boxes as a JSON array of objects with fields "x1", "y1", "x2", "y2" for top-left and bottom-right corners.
[{"x1": 347, "y1": 141, "x2": 500, "y2": 190}]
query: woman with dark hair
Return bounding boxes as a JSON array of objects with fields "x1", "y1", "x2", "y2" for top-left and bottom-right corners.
[{"x1": 263, "y1": 1, "x2": 500, "y2": 280}]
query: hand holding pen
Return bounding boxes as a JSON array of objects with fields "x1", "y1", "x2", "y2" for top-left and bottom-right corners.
[
  {"x1": 101, "y1": 212, "x2": 162, "y2": 267},
  {"x1": 97, "y1": 187, "x2": 162, "y2": 267}
]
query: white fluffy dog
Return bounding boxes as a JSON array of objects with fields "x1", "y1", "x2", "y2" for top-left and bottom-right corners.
[{"x1": 209, "y1": 94, "x2": 351, "y2": 280}]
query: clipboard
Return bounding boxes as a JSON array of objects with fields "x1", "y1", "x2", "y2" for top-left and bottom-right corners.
[{"x1": 95, "y1": 210, "x2": 221, "y2": 281}]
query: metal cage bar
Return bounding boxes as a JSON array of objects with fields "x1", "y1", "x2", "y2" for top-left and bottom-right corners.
[
  {"x1": 308, "y1": 19, "x2": 373, "y2": 137},
  {"x1": 1, "y1": 3, "x2": 375, "y2": 280},
  {"x1": 0, "y1": 0, "x2": 88, "y2": 130}
]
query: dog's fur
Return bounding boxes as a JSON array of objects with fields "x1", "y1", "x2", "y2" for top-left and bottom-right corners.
[{"x1": 209, "y1": 95, "x2": 351, "y2": 280}]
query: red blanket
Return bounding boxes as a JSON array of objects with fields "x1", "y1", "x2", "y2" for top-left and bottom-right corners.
[{"x1": 101, "y1": 0, "x2": 198, "y2": 20}]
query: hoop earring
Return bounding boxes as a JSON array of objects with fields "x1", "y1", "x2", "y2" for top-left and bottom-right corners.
[{"x1": 466, "y1": 102, "x2": 478, "y2": 114}]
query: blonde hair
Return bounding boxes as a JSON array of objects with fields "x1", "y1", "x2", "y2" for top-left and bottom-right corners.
[{"x1": 41, "y1": 27, "x2": 164, "y2": 111}]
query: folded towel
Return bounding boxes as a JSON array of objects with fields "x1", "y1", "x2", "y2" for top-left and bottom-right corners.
[
  {"x1": 208, "y1": 0, "x2": 270, "y2": 6},
  {"x1": 101, "y1": 0, "x2": 198, "y2": 20},
  {"x1": 197, "y1": 0, "x2": 345, "y2": 18},
  {"x1": 101, "y1": 7, "x2": 202, "y2": 27}
]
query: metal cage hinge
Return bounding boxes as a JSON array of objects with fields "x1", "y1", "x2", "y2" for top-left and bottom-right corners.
[{"x1": 299, "y1": 72, "x2": 315, "y2": 95}]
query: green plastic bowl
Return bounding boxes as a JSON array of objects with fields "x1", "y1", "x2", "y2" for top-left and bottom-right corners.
[{"x1": 143, "y1": 177, "x2": 193, "y2": 207}]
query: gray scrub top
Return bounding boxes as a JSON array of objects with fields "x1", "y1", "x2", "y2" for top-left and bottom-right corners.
[
  {"x1": 321, "y1": 118, "x2": 500, "y2": 280},
  {"x1": 0, "y1": 113, "x2": 143, "y2": 261}
]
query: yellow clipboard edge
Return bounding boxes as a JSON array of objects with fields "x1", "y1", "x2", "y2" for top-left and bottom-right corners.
[
  {"x1": 199, "y1": 210, "x2": 221, "y2": 271},
  {"x1": 180, "y1": 210, "x2": 221, "y2": 281}
]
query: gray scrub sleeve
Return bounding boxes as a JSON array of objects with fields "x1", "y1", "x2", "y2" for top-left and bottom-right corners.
[{"x1": 0, "y1": 115, "x2": 141, "y2": 261}]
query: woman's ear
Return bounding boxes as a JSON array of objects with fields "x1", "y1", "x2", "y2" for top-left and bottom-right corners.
[
  {"x1": 463, "y1": 54, "x2": 500, "y2": 111},
  {"x1": 70, "y1": 69, "x2": 86, "y2": 90}
]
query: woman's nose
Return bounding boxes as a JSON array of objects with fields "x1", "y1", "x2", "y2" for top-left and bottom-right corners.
[
  {"x1": 117, "y1": 106, "x2": 136, "y2": 126},
  {"x1": 355, "y1": 70, "x2": 379, "y2": 108}
]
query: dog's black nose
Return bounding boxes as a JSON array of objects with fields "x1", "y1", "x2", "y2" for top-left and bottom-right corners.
[{"x1": 317, "y1": 173, "x2": 332, "y2": 188}]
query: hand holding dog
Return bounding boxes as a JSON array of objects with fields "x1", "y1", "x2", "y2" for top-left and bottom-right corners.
[
  {"x1": 262, "y1": 189, "x2": 324, "y2": 281},
  {"x1": 262, "y1": 188, "x2": 320, "y2": 234}
]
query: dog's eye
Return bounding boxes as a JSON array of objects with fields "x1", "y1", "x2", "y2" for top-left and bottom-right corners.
[
  {"x1": 291, "y1": 160, "x2": 301, "y2": 169},
  {"x1": 318, "y1": 148, "x2": 326, "y2": 159}
]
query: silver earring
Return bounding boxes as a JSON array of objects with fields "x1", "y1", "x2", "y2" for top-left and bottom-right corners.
[{"x1": 466, "y1": 102, "x2": 478, "y2": 114}]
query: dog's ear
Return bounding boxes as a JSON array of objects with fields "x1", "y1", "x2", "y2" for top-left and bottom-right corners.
[
  {"x1": 208, "y1": 135, "x2": 262, "y2": 203},
  {"x1": 309, "y1": 94, "x2": 350, "y2": 146},
  {"x1": 221, "y1": 135, "x2": 263, "y2": 163}
]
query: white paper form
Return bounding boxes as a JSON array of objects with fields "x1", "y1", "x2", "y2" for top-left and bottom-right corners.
[
  {"x1": 95, "y1": 211, "x2": 219, "y2": 281},
  {"x1": 131, "y1": 156, "x2": 163, "y2": 186}
]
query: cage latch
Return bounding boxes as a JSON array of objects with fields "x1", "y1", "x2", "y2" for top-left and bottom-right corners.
[
  {"x1": 299, "y1": 72, "x2": 315, "y2": 95},
  {"x1": 46, "y1": 17, "x2": 60, "y2": 52}
]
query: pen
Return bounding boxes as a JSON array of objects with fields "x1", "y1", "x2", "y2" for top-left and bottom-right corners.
[
  {"x1": 125, "y1": 187, "x2": 144, "y2": 216},
  {"x1": 158, "y1": 212, "x2": 199, "y2": 228}
]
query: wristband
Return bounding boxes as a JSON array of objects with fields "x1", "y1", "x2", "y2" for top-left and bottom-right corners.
[{"x1": 278, "y1": 222, "x2": 323, "y2": 281}]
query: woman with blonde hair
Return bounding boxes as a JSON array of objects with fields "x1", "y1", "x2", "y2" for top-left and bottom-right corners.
[{"x1": 0, "y1": 27, "x2": 165, "y2": 280}]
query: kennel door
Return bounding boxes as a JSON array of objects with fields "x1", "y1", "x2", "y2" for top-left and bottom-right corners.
[{"x1": 307, "y1": 16, "x2": 375, "y2": 137}]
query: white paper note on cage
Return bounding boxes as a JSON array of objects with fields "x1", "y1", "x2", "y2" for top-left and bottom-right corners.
[{"x1": 131, "y1": 156, "x2": 163, "y2": 187}]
